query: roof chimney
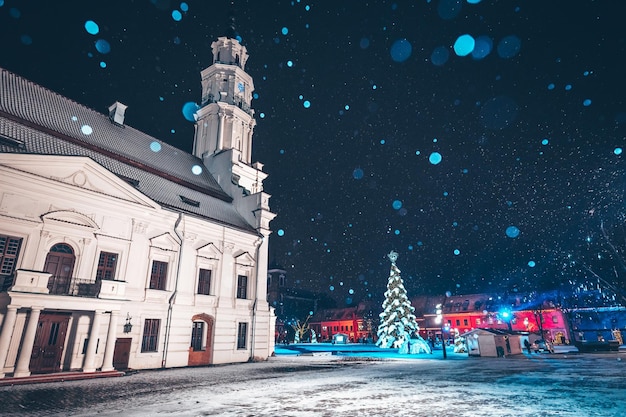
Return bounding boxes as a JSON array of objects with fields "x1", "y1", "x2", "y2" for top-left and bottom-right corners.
[{"x1": 108, "y1": 101, "x2": 128, "y2": 126}]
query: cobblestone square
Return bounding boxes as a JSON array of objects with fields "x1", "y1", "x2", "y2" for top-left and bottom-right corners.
[{"x1": 2, "y1": 353, "x2": 625, "y2": 417}]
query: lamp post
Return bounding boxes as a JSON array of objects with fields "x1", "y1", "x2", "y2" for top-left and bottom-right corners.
[
  {"x1": 435, "y1": 303, "x2": 447, "y2": 359},
  {"x1": 500, "y1": 309, "x2": 513, "y2": 331}
]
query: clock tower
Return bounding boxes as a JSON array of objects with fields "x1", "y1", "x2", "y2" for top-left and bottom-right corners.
[
  {"x1": 193, "y1": 36, "x2": 254, "y2": 164},
  {"x1": 192, "y1": 33, "x2": 274, "y2": 235}
]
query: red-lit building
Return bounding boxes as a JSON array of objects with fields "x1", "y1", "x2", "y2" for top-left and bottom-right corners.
[
  {"x1": 309, "y1": 302, "x2": 377, "y2": 343},
  {"x1": 306, "y1": 292, "x2": 625, "y2": 347},
  {"x1": 412, "y1": 293, "x2": 572, "y2": 344}
]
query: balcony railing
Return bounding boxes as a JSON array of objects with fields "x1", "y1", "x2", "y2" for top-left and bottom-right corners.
[
  {"x1": 47, "y1": 276, "x2": 101, "y2": 297},
  {"x1": 7, "y1": 270, "x2": 127, "y2": 299}
]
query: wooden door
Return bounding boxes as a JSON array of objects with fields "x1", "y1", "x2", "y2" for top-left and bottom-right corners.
[
  {"x1": 29, "y1": 313, "x2": 70, "y2": 374},
  {"x1": 113, "y1": 338, "x2": 132, "y2": 370},
  {"x1": 45, "y1": 244, "x2": 75, "y2": 295}
]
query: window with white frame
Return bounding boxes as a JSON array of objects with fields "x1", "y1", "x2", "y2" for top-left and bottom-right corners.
[
  {"x1": 149, "y1": 260, "x2": 168, "y2": 290},
  {"x1": 141, "y1": 319, "x2": 160, "y2": 352},
  {"x1": 197, "y1": 269, "x2": 211, "y2": 295},
  {"x1": 237, "y1": 322, "x2": 248, "y2": 349},
  {"x1": 0, "y1": 234, "x2": 22, "y2": 288},
  {"x1": 191, "y1": 321, "x2": 205, "y2": 351},
  {"x1": 96, "y1": 251, "x2": 118, "y2": 280},
  {"x1": 236, "y1": 275, "x2": 248, "y2": 299}
]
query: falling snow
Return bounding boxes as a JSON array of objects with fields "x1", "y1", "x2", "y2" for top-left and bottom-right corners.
[{"x1": 0, "y1": 1, "x2": 625, "y2": 308}]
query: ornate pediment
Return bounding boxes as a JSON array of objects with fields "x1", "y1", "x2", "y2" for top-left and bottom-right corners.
[
  {"x1": 234, "y1": 251, "x2": 255, "y2": 266},
  {"x1": 42, "y1": 210, "x2": 99, "y2": 229},
  {"x1": 197, "y1": 242, "x2": 222, "y2": 259},
  {"x1": 149, "y1": 232, "x2": 180, "y2": 251},
  {"x1": 0, "y1": 154, "x2": 157, "y2": 208}
]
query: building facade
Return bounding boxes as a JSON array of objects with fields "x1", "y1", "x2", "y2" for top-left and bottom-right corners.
[
  {"x1": 309, "y1": 301, "x2": 377, "y2": 343},
  {"x1": 0, "y1": 33, "x2": 276, "y2": 379},
  {"x1": 414, "y1": 293, "x2": 572, "y2": 344}
]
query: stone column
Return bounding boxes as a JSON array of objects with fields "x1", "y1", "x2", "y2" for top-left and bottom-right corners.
[
  {"x1": 0, "y1": 305, "x2": 19, "y2": 378},
  {"x1": 100, "y1": 311, "x2": 119, "y2": 372},
  {"x1": 82, "y1": 310, "x2": 103, "y2": 373},
  {"x1": 13, "y1": 306, "x2": 43, "y2": 378}
]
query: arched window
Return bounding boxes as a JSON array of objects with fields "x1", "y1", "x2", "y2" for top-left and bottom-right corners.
[{"x1": 50, "y1": 243, "x2": 74, "y2": 254}]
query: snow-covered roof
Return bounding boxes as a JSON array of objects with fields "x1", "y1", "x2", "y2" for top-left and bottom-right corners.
[
  {"x1": 0, "y1": 67, "x2": 257, "y2": 234},
  {"x1": 460, "y1": 328, "x2": 526, "y2": 337}
]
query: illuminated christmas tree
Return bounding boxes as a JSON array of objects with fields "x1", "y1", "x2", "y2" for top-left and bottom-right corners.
[{"x1": 376, "y1": 250, "x2": 421, "y2": 351}]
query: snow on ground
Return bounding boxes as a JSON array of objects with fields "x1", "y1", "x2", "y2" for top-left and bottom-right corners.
[{"x1": 2, "y1": 348, "x2": 625, "y2": 417}]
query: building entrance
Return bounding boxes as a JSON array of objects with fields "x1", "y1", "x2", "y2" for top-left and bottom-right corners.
[{"x1": 29, "y1": 312, "x2": 70, "y2": 374}]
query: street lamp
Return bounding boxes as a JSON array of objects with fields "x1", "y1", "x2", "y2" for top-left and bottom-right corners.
[
  {"x1": 499, "y1": 308, "x2": 513, "y2": 331},
  {"x1": 435, "y1": 303, "x2": 447, "y2": 359}
]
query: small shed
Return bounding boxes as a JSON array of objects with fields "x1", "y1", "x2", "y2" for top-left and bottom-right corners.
[
  {"x1": 332, "y1": 333, "x2": 350, "y2": 344},
  {"x1": 462, "y1": 328, "x2": 524, "y2": 357}
]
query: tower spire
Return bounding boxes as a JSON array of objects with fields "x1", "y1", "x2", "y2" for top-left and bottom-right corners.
[{"x1": 226, "y1": 0, "x2": 240, "y2": 41}]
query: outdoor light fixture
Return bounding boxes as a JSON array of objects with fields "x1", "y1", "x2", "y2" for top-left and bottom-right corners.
[
  {"x1": 435, "y1": 303, "x2": 447, "y2": 359},
  {"x1": 123, "y1": 313, "x2": 133, "y2": 333},
  {"x1": 499, "y1": 308, "x2": 513, "y2": 331},
  {"x1": 435, "y1": 304, "x2": 443, "y2": 324}
]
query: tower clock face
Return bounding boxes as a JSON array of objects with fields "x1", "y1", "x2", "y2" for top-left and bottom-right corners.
[{"x1": 237, "y1": 82, "x2": 245, "y2": 92}]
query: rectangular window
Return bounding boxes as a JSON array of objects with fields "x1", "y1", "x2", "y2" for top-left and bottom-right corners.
[
  {"x1": 197, "y1": 269, "x2": 211, "y2": 295},
  {"x1": 0, "y1": 234, "x2": 22, "y2": 277},
  {"x1": 463, "y1": 319, "x2": 468, "y2": 326},
  {"x1": 141, "y1": 319, "x2": 160, "y2": 352},
  {"x1": 456, "y1": 319, "x2": 460, "y2": 326},
  {"x1": 237, "y1": 322, "x2": 248, "y2": 349},
  {"x1": 149, "y1": 261, "x2": 168, "y2": 290},
  {"x1": 236, "y1": 275, "x2": 247, "y2": 299},
  {"x1": 191, "y1": 322, "x2": 204, "y2": 351},
  {"x1": 96, "y1": 251, "x2": 118, "y2": 280}
]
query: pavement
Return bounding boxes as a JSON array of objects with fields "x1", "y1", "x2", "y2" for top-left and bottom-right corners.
[
  {"x1": 1, "y1": 341, "x2": 622, "y2": 387},
  {"x1": 0, "y1": 370, "x2": 125, "y2": 387},
  {"x1": 2, "y1": 350, "x2": 625, "y2": 417}
]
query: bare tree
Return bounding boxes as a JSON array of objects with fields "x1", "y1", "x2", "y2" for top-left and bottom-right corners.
[{"x1": 291, "y1": 315, "x2": 311, "y2": 343}]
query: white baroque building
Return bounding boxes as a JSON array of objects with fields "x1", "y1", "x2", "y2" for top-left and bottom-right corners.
[{"x1": 0, "y1": 34, "x2": 276, "y2": 378}]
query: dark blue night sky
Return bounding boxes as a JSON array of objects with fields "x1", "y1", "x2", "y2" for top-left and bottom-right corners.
[{"x1": 2, "y1": 0, "x2": 625, "y2": 307}]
